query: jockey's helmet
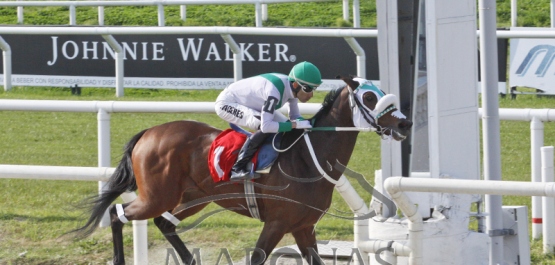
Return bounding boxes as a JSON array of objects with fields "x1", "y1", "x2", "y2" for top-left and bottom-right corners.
[{"x1": 288, "y1": 61, "x2": 322, "y2": 92}]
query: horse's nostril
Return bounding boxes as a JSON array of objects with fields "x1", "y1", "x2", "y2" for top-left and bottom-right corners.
[{"x1": 399, "y1": 120, "x2": 413, "y2": 130}]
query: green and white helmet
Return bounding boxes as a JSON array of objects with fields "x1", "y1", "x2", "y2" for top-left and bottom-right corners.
[{"x1": 288, "y1": 61, "x2": 322, "y2": 90}]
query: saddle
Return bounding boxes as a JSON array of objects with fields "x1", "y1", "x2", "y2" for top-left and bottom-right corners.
[{"x1": 208, "y1": 125, "x2": 280, "y2": 183}]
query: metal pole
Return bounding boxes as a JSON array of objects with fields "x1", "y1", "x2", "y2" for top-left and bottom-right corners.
[
  {"x1": 69, "y1": 5, "x2": 76, "y2": 25},
  {"x1": 262, "y1": 3, "x2": 268, "y2": 21},
  {"x1": 0, "y1": 36, "x2": 12, "y2": 91},
  {"x1": 478, "y1": 0, "x2": 504, "y2": 264},
  {"x1": 353, "y1": 0, "x2": 360, "y2": 28},
  {"x1": 98, "y1": 6, "x2": 104, "y2": 26},
  {"x1": 344, "y1": 37, "x2": 366, "y2": 78},
  {"x1": 552, "y1": 0, "x2": 555, "y2": 28},
  {"x1": 542, "y1": 146, "x2": 555, "y2": 254},
  {"x1": 17, "y1": 1, "x2": 23, "y2": 24},
  {"x1": 254, "y1": 2, "x2": 262, "y2": 27},
  {"x1": 532, "y1": 117, "x2": 544, "y2": 239},
  {"x1": 157, "y1": 4, "x2": 165, "y2": 26},
  {"x1": 180, "y1": 5, "x2": 186, "y2": 21},
  {"x1": 511, "y1": 0, "x2": 517, "y2": 27},
  {"x1": 221, "y1": 34, "x2": 242, "y2": 81},
  {"x1": 343, "y1": 0, "x2": 349, "y2": 21},
  {"x1": 102, "y1": 35, "x2": 124, "y2": 97},
  {"x1": 97, "y1": 109, "x2": 111, "y2": 228}
]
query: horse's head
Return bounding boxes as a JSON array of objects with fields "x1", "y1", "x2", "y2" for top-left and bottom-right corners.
[{"x1": 339, "y1": 75, "x2": 413, "y2": 141}]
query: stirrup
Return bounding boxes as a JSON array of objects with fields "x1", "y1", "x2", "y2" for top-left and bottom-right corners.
[
  {"x1": 230, "y1": 169, "x2": 251, "y2": 180},
  {"x1": 230, "y1": 162, "x2": 254, "y2": 181}
]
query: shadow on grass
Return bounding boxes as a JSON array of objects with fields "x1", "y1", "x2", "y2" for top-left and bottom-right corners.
[{"x1": 0, "y1": 213, "x2": 82, "y2": 222}]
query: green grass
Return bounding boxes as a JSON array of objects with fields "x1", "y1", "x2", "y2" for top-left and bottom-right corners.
[
  {"x1": 0, "y1": 87, "x2": 374, "y2": 264},
  {"x1": 1, "y1": 87, "x2": 555, "y2": 264},
  {"x1": 0, "y1": 0, "x2": 554, "y2": 264}
]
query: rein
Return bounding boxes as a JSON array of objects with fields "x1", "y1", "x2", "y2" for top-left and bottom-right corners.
[{"x1": 303, "y1": 133, "x2": 339, "y2": 185}]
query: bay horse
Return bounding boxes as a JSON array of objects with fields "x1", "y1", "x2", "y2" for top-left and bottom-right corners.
[{"x1": 73, "y1": 76, "x2": 412, "y2": 265}]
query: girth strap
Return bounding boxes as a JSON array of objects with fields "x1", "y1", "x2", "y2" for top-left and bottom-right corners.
[{"x1": 244, "y1": 180, "x2": 261, "y2": 220}]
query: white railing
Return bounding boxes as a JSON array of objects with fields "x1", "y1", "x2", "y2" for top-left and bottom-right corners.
[
  {"x1": 0, "y1": 100, "x2": 554, "y2": 263},
  {"x1": 480, "y1": 108, "x2": 555, "y2": 240},
  {"x1": 1, "y1": 0, "x2": 362, "y2": 28}
]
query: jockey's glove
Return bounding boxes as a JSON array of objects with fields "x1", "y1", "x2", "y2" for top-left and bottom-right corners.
[{"x1": 296, "y1": 120, "x2": 312, "y2": 129}]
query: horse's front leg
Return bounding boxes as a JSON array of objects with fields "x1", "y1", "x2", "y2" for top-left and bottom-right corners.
[
  {"x1": 292, "y1": 225, "x2": 325, "y2": 265},
  {"x1": 251, "y1": 221, "x2": 287, "y2": 264}
]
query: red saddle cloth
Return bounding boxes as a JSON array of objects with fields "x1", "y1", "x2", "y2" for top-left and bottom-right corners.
[{"x1": 208, "y1": 129, "x2": 258, "y2": 182}]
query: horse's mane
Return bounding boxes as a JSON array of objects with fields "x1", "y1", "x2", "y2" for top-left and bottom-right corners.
[
  {"x1": 281, "y1": 86, "x2": 345, "y2": 146},
  {"x1": 310, "y1": 86, "x2": 345, "y2": 123}
]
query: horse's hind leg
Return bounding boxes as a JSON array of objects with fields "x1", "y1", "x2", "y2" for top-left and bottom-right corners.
[
  {"x1": 154, "y1": 201, "x2": 210, "y2": 265},
  {"x1": 108, "y1": 203, "x2": 130, "y2": 265}
]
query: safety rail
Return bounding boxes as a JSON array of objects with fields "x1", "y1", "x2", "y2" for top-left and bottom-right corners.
[
  {"x1": 0, "y1": 0, "x2": 362, "y2": 28},
  {"x1": 0, "y1": 100, "x2": 554, "y2": 264}
]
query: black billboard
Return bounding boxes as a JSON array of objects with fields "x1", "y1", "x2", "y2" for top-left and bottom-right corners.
[{"x1": 0, "y1": 34, "x2": 379, "y2": 89}]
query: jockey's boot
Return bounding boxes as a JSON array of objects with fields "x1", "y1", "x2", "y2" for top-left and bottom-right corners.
[{"x1": 230, "y1": 131, "x2": 268, "y2": 180}]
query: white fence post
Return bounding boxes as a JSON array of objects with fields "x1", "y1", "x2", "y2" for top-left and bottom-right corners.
[
  {"x1": 353, "y1": 0, "x2": 360, "y2": 28},
  {"x1": 17, "y1": 0, "x2": 23, "y2": 24},
  {"x1": 511, "y1": 0, "x2": 517, "y2": 27},
  {"x1": 180, "y1": 5, "x2": 186, "y2": 21},
  {"x1": 102, "y1": 35, "x2": 124, "y2": 97},
  {"x1": 69, "y1": 5, "x2": 76, "y2": 25},
  {"x1": 532, "y1": 117, "x2": 544, "y2": 239},
  {"x1": 254, "y1": 2, "x2": 262, "y2": 27},
  {"x1": 552, "y1": 0, "x2": 555, "y2": 28},
  {"x1": 542, "y1": 146, "x2": 555, "y2": 254},
  {"x1": 97, "y1": 109, "x2": 111, "y2": 228},
  {"x1": 342, "y1": 0, "x2": 349, "y2": 21},
  {"x1": 98, "y1": 6, "x2": 104, "y2": 26},
  {"x1": 157, "y1": 4, "x2": 165, "y2": 27},
  {"x1": 0, "y1": 36, "x2": 12, "y2": 91},
  {"x1": 220, "y1": 34, "x2": 243, "y2": 81}
]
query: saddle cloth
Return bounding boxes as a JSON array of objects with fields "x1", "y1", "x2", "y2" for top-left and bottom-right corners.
[{"x1": 208, "y1": 127, "x2": 279, "y2": 183}]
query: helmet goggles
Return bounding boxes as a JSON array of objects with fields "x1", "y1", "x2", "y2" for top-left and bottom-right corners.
[{"x1": 298, "y1": 82, "x2": 317, "y2": 93}]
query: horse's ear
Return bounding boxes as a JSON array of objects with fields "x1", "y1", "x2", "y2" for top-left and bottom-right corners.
[{"x1": 337, "y1": 74, "x2": 359, "y2": 90}]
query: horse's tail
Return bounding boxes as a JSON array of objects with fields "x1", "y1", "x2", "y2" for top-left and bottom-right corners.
[{"x1": 71, "y1": 129, "x2": 147, "y2": 238}]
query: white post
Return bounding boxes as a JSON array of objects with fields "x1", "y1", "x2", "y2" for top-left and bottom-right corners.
[
  {"x1": 353, "y1": 0, "x2": 360, "y2": 28},
  {"x1": 343, "y1": 0, "x2": 349, "y2": 21},
  {"x1": 97, "y1": 109, "x2": 111, "y2": 228},
  {"x1": 254, "y1": 3, "x2": 262, "y2": 27},
  {"x1": 262, "y1": 4, "x2": 268, "y2": 21},
  {"x1": 552, "y1": 0, "x2": 555, "y2": 28},
  {"x1": 221, "y1": 34, "x2": 242, "y2": 81},
  {"x1": 344, "y1": 37, "x2": 366, "y2": 78},
  {"x1": 157, "y1": 4, "x2": 165, "y2": 27},
  {"x1": 180, "y1": 5, "x2": 186, "y2": 21},
  {"x1": 69, "y1": 5, "x2": 76, "y2": 25},
  {"x1": 0, "y1": 36, "x2": 12, "y2": 91},
  {"x1": 532, "y1": 117, "x2": 544, "y2": 239},
  {"x1": 17, "y1": 1, "x2": 23, "y2": 24},
  {"x1": 133, "y1": 220, "x2": 149, "y2": 264},
  {"x1": 98, "y1": 6, "x2": 104, "y2": 26},
  {"x1": 120, "y1": 192, "x2": 148, "y2": 265},
  {"x1": 542, "y1": 146, "x2": 555, "y2": 254},
  {"x1": 102, "y1": 35, "x2": 124, "y2": 97},
  {"x1": 511, "y1": 0, "x2": 517, "y2": 27}
]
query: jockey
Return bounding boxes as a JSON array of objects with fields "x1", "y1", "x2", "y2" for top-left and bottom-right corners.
[{"x1": 214, "y1": 61, "x2": 323, "y2": 180}]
